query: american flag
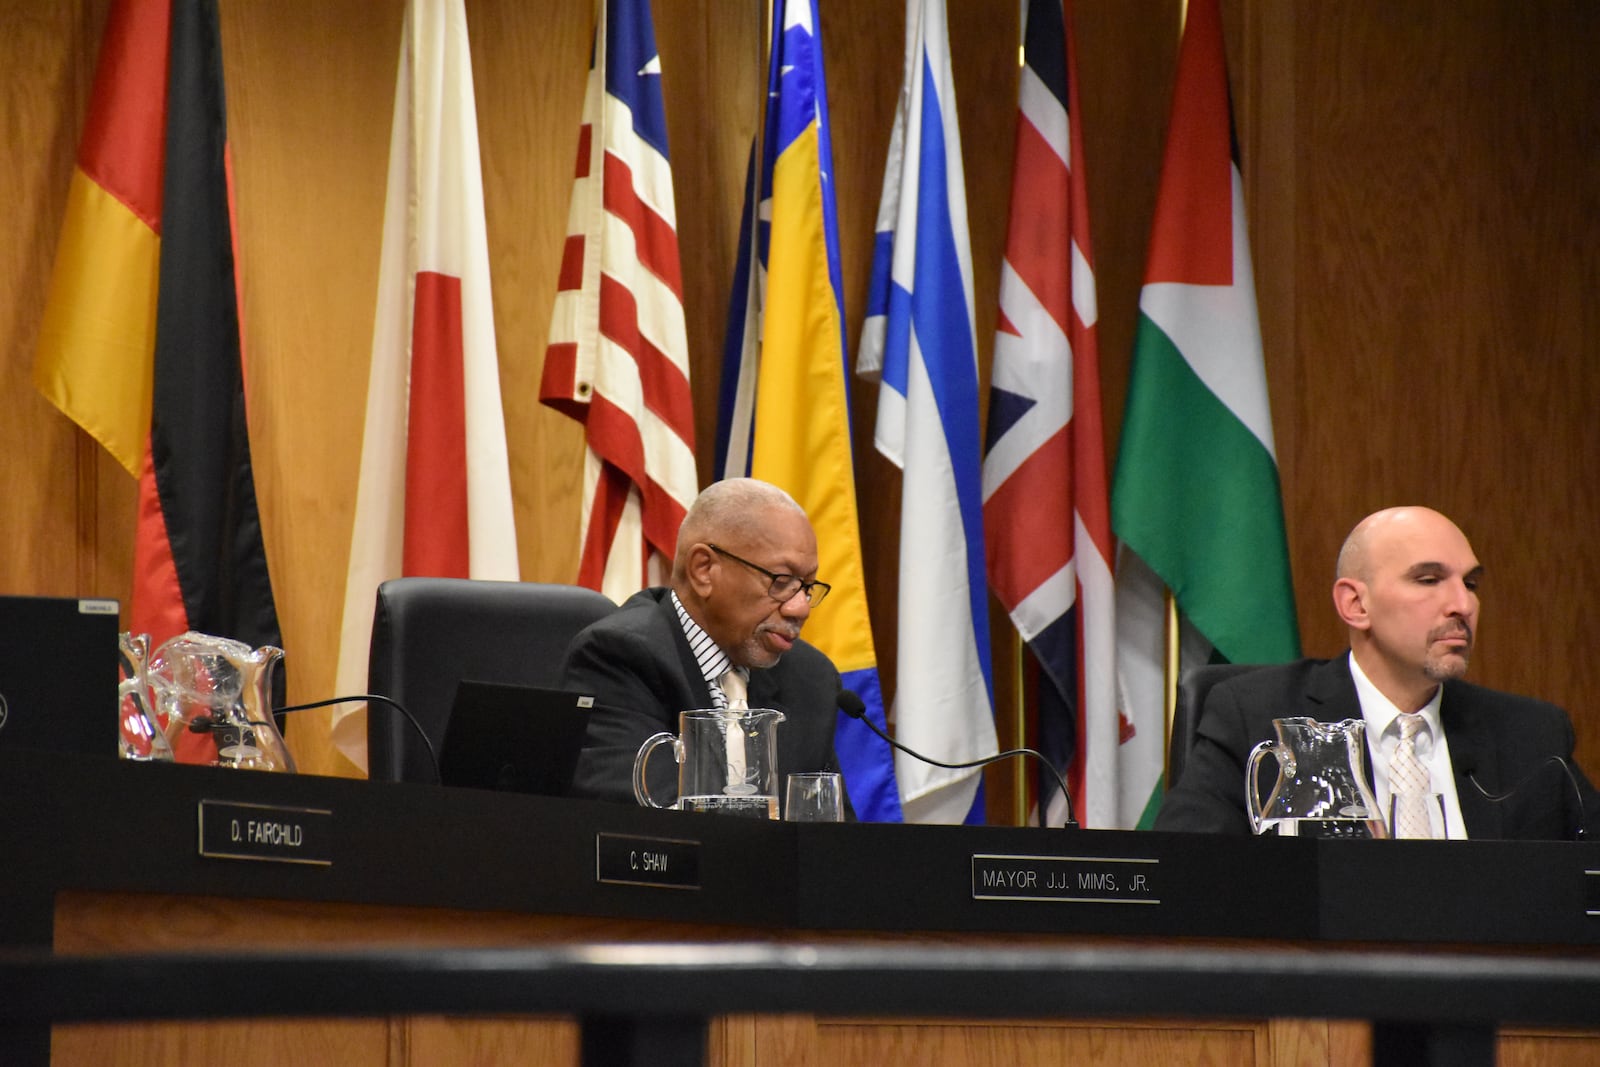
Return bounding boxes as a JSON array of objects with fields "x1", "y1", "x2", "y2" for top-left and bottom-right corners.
[
  {"x1": 981, "y1": 0, "x2": 1117, "y2": 828},
  {"x1": 541, "y1": 0, "x2": 697, "y2": 603}
]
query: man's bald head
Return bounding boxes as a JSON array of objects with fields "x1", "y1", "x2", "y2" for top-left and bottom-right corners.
[
  {"x1": 671, "y1": 478, "x2": 819, "y2": 669},
  {"x1": 1331, "y1": 506, "x2": 1482, "y2": 710},
  {"x1": 1336, "y1": 506, "x2": 1468, "y2": 584},
  {"x1": 672, "y1": 478, "x2": 807, "y2": 580}
]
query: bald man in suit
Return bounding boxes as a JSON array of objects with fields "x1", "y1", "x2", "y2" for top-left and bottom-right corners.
[
  {"x1": 1157, "y1": 506, "x2": 1600, "y2": 840},
  {"x1": 562, "y1": 478, "x2": 846, "y2": 808}
]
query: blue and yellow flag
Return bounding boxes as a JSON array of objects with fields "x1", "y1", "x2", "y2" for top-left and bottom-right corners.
[{"x1": 716, "y1": 0, "x2": 902, "y2": 822}]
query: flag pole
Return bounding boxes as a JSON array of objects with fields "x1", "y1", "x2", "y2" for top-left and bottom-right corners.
[
  {"x1": 1011, "y1": 636, "x2": 1028, "y2": 825},
  {"x1": 1159, "y1": 0, "x2": 1186, "y2": 782},
  {"x1": 1163, "y1": 587, "x2": 1179, "y2": 769},
  {"x1": 750, "y1": 0, "x2": 767, "y2": 283},
  {"x1": 1007, "y1": 0, "x2": 1029, "y2": 831}
]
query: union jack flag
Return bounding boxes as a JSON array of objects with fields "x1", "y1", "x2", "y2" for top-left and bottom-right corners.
[
  {"x1": 981, "y1": 0, "x2": 1117, "y2": 827},
  {"x1": 541, "y1": 0, "x2": 697, "y2": 602}
]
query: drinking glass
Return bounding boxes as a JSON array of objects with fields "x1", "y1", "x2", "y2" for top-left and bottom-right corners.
[
  {"x1": 785, "y1": 772, "x2": 845, "y2": 822},
  {"x1": 1388, "y1": 792, "x2": 1448, "y2": 839}
]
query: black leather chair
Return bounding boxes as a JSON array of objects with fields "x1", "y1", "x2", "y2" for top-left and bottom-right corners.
[
  {"x1": 365, "y1": 577, "x2": 615, "y2": 783},
  {"x1": 1167, "y1": 663, "x2": 1263, "y2": 791}
]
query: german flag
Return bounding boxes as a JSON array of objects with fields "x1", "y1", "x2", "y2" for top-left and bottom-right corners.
[{"x1": 34, "y1": 0, "x2": 281, "y2": 756}]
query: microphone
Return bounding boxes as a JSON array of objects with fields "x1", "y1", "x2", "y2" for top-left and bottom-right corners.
[
  {"x1": 837, "y1": 690, "x2": 1078, "y2": 828},
  {"x1": 1461, "y1": 755, "x2": 1588, "y2": 841},
  {"x1": 188, "y1": 694, "x2": 442, "y2": 784}
]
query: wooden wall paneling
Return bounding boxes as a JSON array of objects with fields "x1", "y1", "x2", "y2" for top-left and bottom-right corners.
[
  {"x1": 1449, "y1": 4, "x2": 1600, "y2": 767},
  {"x1": 1325, "y1": 1020, "x2": 1370, "y2": 1067},
  {"x1": 0, "y1": 0, "x2": 111, "y2": 600},
  {"x1": 1288, "y1": 4, "x2": 1471, "y2": 659},
  {"x1": 1500, "y1": 1028, "x2": 1600, "y2": 1067},
  {"x1": 1236, "y1": 0, "x2": 1306, "y2": 658},
  {"x1": 219, "y1": 0, "x2": 405, "y2": 776},
  {"x1": 52, "y1": 887, "x2": 1600, "y2": 1065},
  {"x1": 1264, "y1": 1018, "x2": 1334, "y2": 1067},
  {"x1": 654, "y1": 0, "x2": 763, "y2": 489},
  {"x1": 471, "y1": 0, "x2": 595, "y2": 587},
  {"x1": 8, "y1": 0, "x2": 1600, "y2": 792},
  {"x1": 712, "y1": 1013, "x2": 762, "y2": 1065},
  {"x1": 89, "y1": 448, "x2": 134, "y2": 606},
  {"x1": 1073, "y1": 0, "x2": 1183, "y2": 455},
  {"x1": 399, "y1": 1016, "x2": 578, "y2": 1066},
  {"x1": 1288, "y1": 4, "x2": 1600, "y2": 769},
  {"x1": 811, "y1": 2, "x2": 904, "y2": 744},
  {"x1": 745, "y1": 1014, "x2": 819, "y2": 1066},
  {"x1": 811, "y1": 1016, "x2": 1264, "y2": 1066},
  {"x1": 952, "y1": 0, "x2": 1024, "y2": 816},
  {"x1": 53, "y1": 1019, "x2": 388, "y2": 1067},
  {"x1": 46, "y1": 1012, "x2": 1600, "y2": 1067}
]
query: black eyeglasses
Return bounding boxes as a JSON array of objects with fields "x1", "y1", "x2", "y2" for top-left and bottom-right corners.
[{"x1": 709, "y1": 544, "x2": 831, "y2": 607}]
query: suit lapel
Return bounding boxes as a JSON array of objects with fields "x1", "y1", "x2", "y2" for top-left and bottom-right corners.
[
  {"x1": 1303, "y1": 656, "x2": 1363, "y2": 720},
  {"x1": 653, "y1": 592, "x2": 716, "y2": 710},
  {"x1": 1305, "y1": 657, "x2": 1377, "y2": 794},
  {"x1": 1308, "y1": 657, "x2": 1500, "y2": 838},
  {"x1": 747, "y1": 666, "x2": 781, "y2": 709},
  {"x1": 1442, "y1": 684, "x2": 1501, "y2": 838}
]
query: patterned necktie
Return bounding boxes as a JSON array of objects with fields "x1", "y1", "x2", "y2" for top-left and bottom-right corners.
[
  {"x1": 718, "y1": 669, "x2": 749, "y2": 789},
  {"x1": 719, "y1": 668, "x2": 749, "y2": 711},
  {"x1": 1390, "y1": 712, "x2": 1434, "y2": 837}
]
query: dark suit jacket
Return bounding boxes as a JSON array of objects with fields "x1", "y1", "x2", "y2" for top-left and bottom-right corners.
[
  {"x1": 562, "y1": 587, "x2": 845, "y2": 807},
  {"x1": 1155, "y1": 656, "x2": 1600, "y2": 840}
]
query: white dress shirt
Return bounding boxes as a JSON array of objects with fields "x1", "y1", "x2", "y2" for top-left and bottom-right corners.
[
  {"x1": 1348, "y1": 652, "x2": 1468, "y2": 839},
  {"x1": 670, "y1": 591, "x2": 746, "y2": 709}
]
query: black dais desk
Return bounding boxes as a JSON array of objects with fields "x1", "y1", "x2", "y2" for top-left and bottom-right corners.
[{"x1": 4, "y1": 750, "x2": 1599, "y2": 1066}]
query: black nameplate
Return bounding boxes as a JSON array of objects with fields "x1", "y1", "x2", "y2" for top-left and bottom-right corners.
[
  {"x1": 198, "y1": 799, "x2": 334, "y2": 866},
  {"x1": 1586, "y1": 869, "x2": 1600, "y2": 917},
  {"x1": 972, "y1": 853, "x2": 1159, "y2": 904},
  {"x1": 596, "y1": 832, "x2": 701, "y2": 890}
]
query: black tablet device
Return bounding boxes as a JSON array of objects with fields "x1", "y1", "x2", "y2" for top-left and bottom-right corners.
[
  {"x1": 438, "y1": 680, "x2": 593, "y2": 797},
  {"x1": 0, "y1": 595, "x2": 120, "y2": 756}
]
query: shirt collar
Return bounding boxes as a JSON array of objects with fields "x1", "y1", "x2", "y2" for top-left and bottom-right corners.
[
  {"x1": 1348, "y1": 650, "x2": 1444, "y2": 742},
  {"x1": 671, "y1": 591, "x2": 739, "y2": 701}
]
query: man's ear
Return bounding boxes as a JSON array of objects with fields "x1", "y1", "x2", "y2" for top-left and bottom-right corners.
[
  {"x1": 1332, "y1": 577, "x2": 1370, "y2": 631},
  {"x1": 684, "y1": 542, "x2": 717, "y2": 597}
]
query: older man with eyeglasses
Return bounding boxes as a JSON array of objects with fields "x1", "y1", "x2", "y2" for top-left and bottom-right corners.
[{"x1": 563, "y1": 478, "x2": 849, "y2": 807}]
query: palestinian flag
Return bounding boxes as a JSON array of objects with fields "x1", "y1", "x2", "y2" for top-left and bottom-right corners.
[{"x1": 1109, "y1": 0, "x2": 1300, "y2": 826}]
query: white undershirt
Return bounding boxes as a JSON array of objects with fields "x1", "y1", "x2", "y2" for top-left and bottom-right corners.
[{"x1": 1348, "y1": 652, "x2": 1468, "y2": 839}]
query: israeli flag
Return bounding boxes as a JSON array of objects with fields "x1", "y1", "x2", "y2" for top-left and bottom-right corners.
[{"x1": 856, "y1": 0, "x2": 995, "y2": 824}]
